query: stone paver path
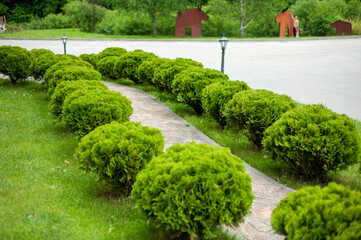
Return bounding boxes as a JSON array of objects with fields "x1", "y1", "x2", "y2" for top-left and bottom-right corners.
[{"x1": 104, "y1": 81, "x2": 293, "y2": 240}]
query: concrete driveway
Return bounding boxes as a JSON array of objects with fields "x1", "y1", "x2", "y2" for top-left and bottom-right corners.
[{"x1": 1, "y1": 37, "x2": 360, "y2": 121}]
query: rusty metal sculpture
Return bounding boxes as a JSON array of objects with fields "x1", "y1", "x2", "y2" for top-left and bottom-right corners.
[
  {"x1": 275, "y1": 11, "x2": 294, "y2": 37},
  {"x1": 174, "y1": 8, "x2": 209, "y2": 37},
  {"x1": 330, "y1": 20, "x2": 352, "y2": 36}
]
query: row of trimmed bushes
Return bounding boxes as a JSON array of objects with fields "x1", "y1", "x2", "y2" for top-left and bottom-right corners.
[
  {"x1": 1, "y1": 45, "x2": 360, "y2": 239},
  {"x1": 80, "y1": 47, "x2": 361, "y2": 183},
  {"x1": 0, "y1": 45, "x2": 254, "y2": 239}
]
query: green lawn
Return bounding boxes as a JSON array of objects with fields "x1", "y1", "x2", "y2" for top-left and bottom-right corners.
[
  {"x1": 0, "y1": 79, "x2": 237, "y2": 240},
  {"x1": 0, "y1": 28, "x2": 219, "y2": 40}
]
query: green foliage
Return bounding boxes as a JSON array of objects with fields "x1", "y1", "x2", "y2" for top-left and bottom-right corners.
[
  {"x1": 96, "y1": 56, "x2": 120, "y2": 79},
  {"x1": 135, "y1": 57, "x2": 169, "y2": 84},
  {"x1": 97, "y1": 47, "x2": 127, "y2": 60},
  {"x1": 224, "y1": 89, "x2": 297, "y2": 148},
  {"x1": 291, "y1": 0, "x2": 346, "y2": 36},
  {"x1": 49, "y1": 80, "x2": 108, "y2": 119},
  {"x1": 202, "y1": 80, "x2": 250, "y2": 126},
  {"x1": 271, "y1": 182, "x2": 361, "y2": 239},
  {"x1": 95, "y1": 9, "x2": 153, "y2": 35},
  {"x1": 132, "y1": 142, "x2": 254, "y2": 239},
  {"x1": 152, "y1": 58, "x2": 203, "y2": 91},
  {"x1": 202, "y1": 14, "x2": 239, "y2": 37},
  {"x1": 172, "y1": 67, "x2": 229, "y2": 115},
  {"x1": 79, "y1": 53, "x2": 99, "y2": 69},
  {"x1": 64, "y1": 0, "x2": 107, "y2": 32},
  {"x1": 62, "y1": 89, "x2": 133, "y2": 136},
  {"x1": 0, "y1": 46, "x2": 33, "y2": 85},
  {"x1": 43, "y1": 59, "x2": 93, "y2": 85},
  {"x1": 47, "y1": 66, "x2": 101, "y2": 97},
  {"x1": 28, "y1": 13, "x2": 72, "y2": 29},
  {"x1": 74, "y1": 121, "x2": 164, "y2": 195},
  {"x1": 113, "y1": 50, "x2": 157, "y2": 83},
  {"x1": 31, "y1": 52, "x2": 58, "y2": 80},
  {"x1": 8, "y1": 4, "x2": 33, "y2": 23},
  {"x1": 263, "y1": 104, "x2": 361, "y2": 180}
]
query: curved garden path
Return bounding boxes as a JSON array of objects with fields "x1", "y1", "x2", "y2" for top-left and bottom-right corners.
[{"x1": 103, "y1": 81, "x2": 293, "y2": 240}]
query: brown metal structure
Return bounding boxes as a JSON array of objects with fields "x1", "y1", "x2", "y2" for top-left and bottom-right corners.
[
  {"x1": 330, "y1": 20, "x2": 352, "y2": 36},
  {"x1": 275, "y1": 11, "x2": 294, "y2": 37},
  {"x1": 174, "y1": 8, "x2": 209, "y2": 37}
]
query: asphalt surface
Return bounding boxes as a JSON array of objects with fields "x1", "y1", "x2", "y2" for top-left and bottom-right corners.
[{"x1": 1, "y1": 37, "x2": 360, "y2": 120}]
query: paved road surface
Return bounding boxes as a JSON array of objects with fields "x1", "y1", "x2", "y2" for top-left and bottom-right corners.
[{"x1": 1, "y1": 38, "x2": 360, "y2": 120}]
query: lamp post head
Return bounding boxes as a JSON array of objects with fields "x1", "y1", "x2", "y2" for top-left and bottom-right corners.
[
  {"x1": 219, "y1": 33, "x2": 228, "y2": 51},
  {"x1": 61, "y1": 34, "x2": 67, "y2": 45}
]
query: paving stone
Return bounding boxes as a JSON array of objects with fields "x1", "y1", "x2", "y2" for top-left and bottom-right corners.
[{"x1": 103, "y1": 81, "x2": 293, "y2": 239}]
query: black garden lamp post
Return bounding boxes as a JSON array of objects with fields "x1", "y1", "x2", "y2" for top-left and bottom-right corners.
[
  {"x1": 61, "y1": 34, "x2": 68, "y2": 54},
  {"x1": 219, "y1": 33, "x2": 228, "y2": 74}
]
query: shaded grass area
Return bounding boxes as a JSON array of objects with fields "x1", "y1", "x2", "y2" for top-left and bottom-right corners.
[
  {"x1": 110, "y1": 78, "x2": 361, "y2": 191},
  {"x1": 0, "y1": 79, "x2": 237, "y2": 240}
]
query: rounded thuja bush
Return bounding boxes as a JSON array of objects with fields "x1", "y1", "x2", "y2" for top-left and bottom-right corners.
[
  {"x1": 75, "y1": 121, "x2": 164, "y2": 195},
  {"x1": 32, "y1": 52, "x2": 58, "y2": 81},
  {"x1": 96, "y1": 56, "x2": 120, "y2": 79},
  {"x1": 97, "y1": 47, "x2": 127, "y2": 60},
  {"x1": 271, "y1": 182, "x2": 361, "y2": 240},
  {"x1": 132, "y1": 142, "x2": 254, "y2": 239},
  {"x1": 47, "y1": 66, "x2": 102, "y2": 97},
  {"x1": 62, "y1": 89, "x2": 133, "y2": 136},
  {"x1": 79, "y1": 53, "x2": 99, "y2": 69},
  {"x1": 171, "y1": 67, "x2": 229, "y2": 115},
  {"x1": 113, "y1": 50, "x2": 157, "y2": 83},
  {"x1": 135, "y1": 57, "x2": 168, "y2": 84},
  {"x1": 43, "y1": 59, "x2": 94, "y2": 85},
  {"x1": 202, "y1": 80, "x2": 250, "y2": 126},
  {"x1": 49, "y1": 80, "x2": 108, "y2": 120},
  {"x1": 0, "y1": 46, "x2": 33, "y2": 85},
  {"x1": 152, "y1": 58, "x2": 203, "y2": 91},
  {"x1": 224, "y1": 89, "x2": 297, "y2": 148},
  {"x1": 262, "y1": 104, "x2": 361, "y2": 180}
]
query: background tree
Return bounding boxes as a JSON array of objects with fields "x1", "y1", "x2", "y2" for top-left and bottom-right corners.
[
  {"x1": 64, "y1": 0, "x2": 106, "y2": 32},
  {"x1": 206, "y1": 0, "x2": 290, "y2": 37}
]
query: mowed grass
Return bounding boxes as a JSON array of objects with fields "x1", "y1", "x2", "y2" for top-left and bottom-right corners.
[
  {"x1": 111, "y1": 79, "x2": 361, "y2": 191},
  {"x1": 0, "y1": 80, "x2": 153, "y2": 239},
  {"x1": 0, "y1": 79, "x2": 237, "y2": 240}
]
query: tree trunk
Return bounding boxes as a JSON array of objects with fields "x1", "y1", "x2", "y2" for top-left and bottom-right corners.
[{"x1": 151, "y1": 14, "x2": 157, "y2": 36}]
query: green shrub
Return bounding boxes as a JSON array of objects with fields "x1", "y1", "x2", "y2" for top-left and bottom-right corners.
[
  {"x1": 263, "y1": 104, "x2": 361, "y2": 180},
  {"x1": 48, "y1": 66, "x2": 101, "y2": 97},
  {"x1": 32, "y1": 52, "x2": 58, "y2": 80},
  {"x1": 62, "y1": 89, "x2": 133, "y2": 136},
  {"x1": 43, "y1": 59, "x2": 93, "y2": 85},
  {"x1": 79, "y1": 53, "x2": 99, "y2": 69},
  {"x1": 172, "y1": 67, "x2": 229, "y2": 115},
  {"x1": 202, "y1": 80, "x2": 250, "y2": 126},
  {"x1": 96, "y1": 56, "x2": 120, "y2": 79},
  {"x1": 152, "y1": 58, "x2": 203, "y2": 91},
  {"x1": 97, "y1": 47, "x2": 127, "y2": 60},
  {"x1": 74, "y1": 121, "x2": 164, "y2": 195},
  {"x1": 113, "y1": 50, "x2": 157, "y2": 83},
  {"x1": 0, "y1": 46, "x2": 33, "y2": 84},
  {"x1": 95, "y1": 9, "x2": 152, "y2": 35},
  {"x1": 57, "y1": 54, "x2": 80, "y2": 61},
  {"x1": 132, "y1": 142, "x2": 254, "y2": 239},
  {"x1": 49, "y1": 80, "x2": 108, "y2": 120},
  {"x1": 29, "y1": 13, "x2": 72, "y2": 29},
  {"x1": 135, "y1": 57, "x2": 168, "y2": 84},
  {"x1": 271, "y1": 182, "x2": 361, "y2": 240},
  {"x1": 30, "y1": 48, "x2": 54, "y2": 56},
  {"x1": 224, "y1": 89, "x2": 297, "y2": 148}
]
